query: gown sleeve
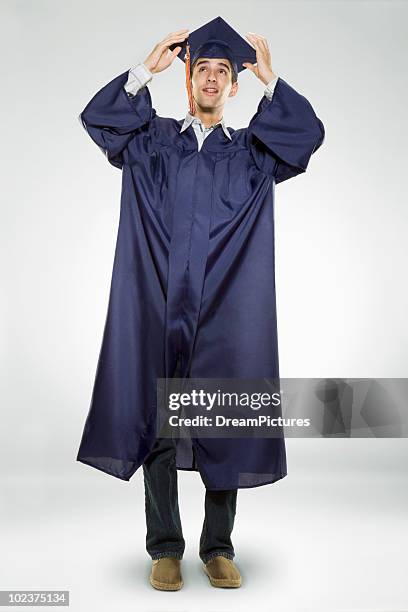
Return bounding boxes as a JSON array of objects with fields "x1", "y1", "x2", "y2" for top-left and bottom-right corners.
[
  {"x1": 78, "y1": 69, "x2": 156, "y2": 170},
  {"x1": 247, "y1": 77, "x2": 325, "y2": 184}
]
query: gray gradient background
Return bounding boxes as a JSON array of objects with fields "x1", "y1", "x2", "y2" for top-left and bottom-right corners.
[{"x1": 1, "y1": 1, "x2": 408, "y2": 610}]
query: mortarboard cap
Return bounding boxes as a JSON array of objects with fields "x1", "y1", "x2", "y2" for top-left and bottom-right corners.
[{"x1": 169, "y1": 16, "x2": 256, "y2": 116}]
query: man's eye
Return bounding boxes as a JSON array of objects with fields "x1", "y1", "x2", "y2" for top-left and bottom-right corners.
[{"x1": 199, "y1": 67, "x2": 226, "y2": 73}]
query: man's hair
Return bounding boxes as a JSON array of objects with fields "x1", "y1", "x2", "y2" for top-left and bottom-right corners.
[{"x1": 191, "y1": 58, "x2": 238, "y2": 84}]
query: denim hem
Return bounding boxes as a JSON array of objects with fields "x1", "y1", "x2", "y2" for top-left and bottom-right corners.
[
  {"x1": 200, "y1": 551, "x2": 235, "y2": 564},
  {"x1": 150, "y1": 550, "x2": 184, "y2": 560}
]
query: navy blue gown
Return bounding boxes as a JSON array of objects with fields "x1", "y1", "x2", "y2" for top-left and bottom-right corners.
[{"x1": 76, "y1": 69, "x2": 325, "y2": 489}]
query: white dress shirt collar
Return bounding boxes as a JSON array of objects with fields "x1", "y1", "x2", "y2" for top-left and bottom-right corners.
[{"x1": 180, "y1": 111, "x2": 232, "y2": 141}]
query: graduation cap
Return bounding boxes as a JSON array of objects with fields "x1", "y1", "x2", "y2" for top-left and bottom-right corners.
[{"x1": 169, "y1": 16, "x2": 257, "y2": 116}]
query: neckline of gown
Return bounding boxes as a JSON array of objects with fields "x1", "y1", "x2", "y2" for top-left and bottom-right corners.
[{"x1": 174, "y1": 119, "x2": 240, "y2": 153}]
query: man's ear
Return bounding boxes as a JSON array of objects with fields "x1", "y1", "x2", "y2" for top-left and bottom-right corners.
[{"x1": 229, "y1": 81, "x2": 239, "y2": 98}]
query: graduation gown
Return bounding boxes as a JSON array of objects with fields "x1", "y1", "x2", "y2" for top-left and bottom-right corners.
[{"x1": 76, "y1": 69, "x2": 325, "y2": 489}]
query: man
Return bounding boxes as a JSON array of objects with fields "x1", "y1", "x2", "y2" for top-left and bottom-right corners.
[{"x1": 76, "y1": 16, "x2": 325, "y2": 590}]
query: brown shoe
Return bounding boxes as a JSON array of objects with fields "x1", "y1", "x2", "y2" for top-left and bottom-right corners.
[
  {"x1": 203, "y1": 555, "x2": 242, "y2": 588},
  {"x1": 149, "y1": 557, "x2": 183, "y2": 591}
]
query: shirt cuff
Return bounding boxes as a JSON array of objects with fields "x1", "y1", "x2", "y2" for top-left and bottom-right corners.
[
  {"x1": 264, "y1": 75, "x2": 279, "y2": 101},
  {"x1": 124, "y1": 62, "x2": 153, "y2": 97}
]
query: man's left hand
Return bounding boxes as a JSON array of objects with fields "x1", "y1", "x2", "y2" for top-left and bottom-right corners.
[{"x1": 242, "y1": 33, "x2": 277, "y2": 85}]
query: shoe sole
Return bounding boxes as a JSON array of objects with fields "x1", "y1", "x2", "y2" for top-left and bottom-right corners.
[
  {"x1": 203, "y1": 564, "x2": 241, "y2": 588},
  {"x1": 149, "y1": 575, "x2": 184, "y2": 591}
]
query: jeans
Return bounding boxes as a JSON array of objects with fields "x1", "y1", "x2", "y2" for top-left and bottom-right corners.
[{"x1": 142, "y1": 434, "x2": 238, "y2": 564}]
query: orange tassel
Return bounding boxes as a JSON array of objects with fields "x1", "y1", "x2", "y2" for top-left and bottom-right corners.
[{"x1": 185, "y1": 41, "x2": 196, "y2": 116}]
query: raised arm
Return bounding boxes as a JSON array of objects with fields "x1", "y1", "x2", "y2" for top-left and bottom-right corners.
[
  {"x1": 78, "y1": 70, "x2": 155, "y2": 170},
  {"x1": 243, "y1": 32, "x2": 325, "y2": 184},
  {"x1": 78, "y1": 29, "x2": 188, "y2": 170}
]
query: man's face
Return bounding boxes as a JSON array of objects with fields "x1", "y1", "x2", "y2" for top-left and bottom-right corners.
[{"x1": 191, "y1": 57, "x2": 238, "y2": 111}]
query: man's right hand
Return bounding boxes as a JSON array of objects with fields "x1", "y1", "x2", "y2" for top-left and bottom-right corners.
[{"x1": 143, "y1": 29, "x2": 189, "y2": 74}]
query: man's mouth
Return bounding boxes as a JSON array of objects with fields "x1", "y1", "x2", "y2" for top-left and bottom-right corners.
[{"x1": 202, "y1": 87, "x2": 219, "y2": 95}]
